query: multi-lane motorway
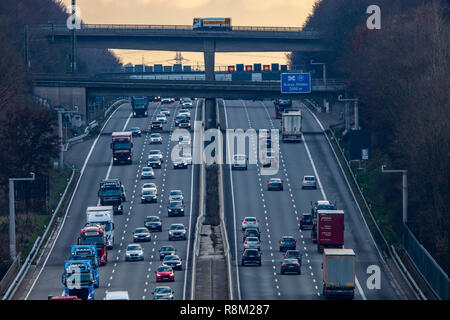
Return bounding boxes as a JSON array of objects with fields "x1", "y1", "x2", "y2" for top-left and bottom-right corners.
[
  {"x1": 26, "y1": 99, "x2": 200, "y2": 300},
  {"x1": 24, "y1": 97, "x2": 400, "y2": 300},
  {"x1": 221, "y1": 99, "x2": 400, "y2": 300}
]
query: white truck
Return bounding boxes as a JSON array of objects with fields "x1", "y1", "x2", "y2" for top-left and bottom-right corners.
[
  {"x1": 281, "y1": 110, "x2": 302, "y2": 142},
  {"x1": 86, "y1": 206, "x2": 115, "y2": 249},
  {"x1": 322, "y1": 249, "x2": 356, "y2": 299}
]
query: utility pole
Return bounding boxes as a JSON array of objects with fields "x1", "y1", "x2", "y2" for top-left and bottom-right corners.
[
  {"x1": 338, "y1": 95, "x2": 359, "y2": 130},
  {"x1": 381, "y1": 165, "x2": 408, "y2": 224},
  {"x1": 9, "y1": 173, "x2": 35, "y2": 261},
  {"x1": 24, "y1": 25, "x2": 30, "y2": 70},
  {"x1": 70, "y1": 0, "x2": 77, "y2": 73},
  {"x1": 310, "y1": 60, "x2": 326, "y2": 85}
]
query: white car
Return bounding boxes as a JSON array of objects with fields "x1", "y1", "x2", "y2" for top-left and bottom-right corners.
[
  {"x1": 232, "y1": 154, "x2": 248, "y2": 170},
  {"x1": 169, "y1": 190, "x2": 184, "y2": 202},
  {"x1": 142, "y1": 182, "x2": 157, "y2": 192},
  {"x1": 242, "y1": 217, "x2": 259, "y2": 230},
  {"x1": 140, "y1": 167, "x2": 155, "y2": 179},
  {"x1": 150, "y1": 133, "x2": 162, "y2": 144},
  {"x1": 105, "y1": 291, "x2": 129, "y2": 300},
  {"x1": 244, "y1": 237, "x2": 261, "y2": 250},
  {"x1": 173, "y1": 157, "x2": 188, "y2": 169},
  {"x1": 160, "y1": 108, "x2": 170, "y2": 117},
  {"x1": 125, "y1": 244, "x2": 144, "y2": 261},
  {"x1": 156, "y1": 114, "x2": 167, "y2": 124},
  {"x1": 182, "y1": 101, "x2": 193, "y2": 109},
  {"x1": 148, "y1": 150, "x2": 163, "y2": 162}
]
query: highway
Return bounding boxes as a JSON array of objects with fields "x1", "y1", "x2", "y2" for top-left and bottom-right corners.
[
  {"x1": 25, "y1": 99, "x2": 200, "y2": 300},
  {"x1": 221, "y1": 99, "x2": 400, "y2": 300}
]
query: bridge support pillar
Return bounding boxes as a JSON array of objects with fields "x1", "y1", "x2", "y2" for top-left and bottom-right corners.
[
  {"x1": 203, "y1": 39, "x2": 216, "y2": 81},
  {"x1": 204, "y1": 98, "x2": 216, "y2": 130}
]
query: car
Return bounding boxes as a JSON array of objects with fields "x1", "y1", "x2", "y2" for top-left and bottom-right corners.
[
  {"x1": 244, "y1": 237, "x2": 261, "y2": 250},
  {"x1": 125, "y1": 243, "x2": 144, "y2": 261},
  {"x1": 311, "y1": 200, "x2": 336, "y2": 215},
  {"x1": 151, "y1": 121, "x2": 163, "y2": 130},
  {"x1": 261, "y1": 148, "x2": 278, "y2": 168},
  {"x1": 302, "y1": 175, "x2": 317, "y2": 189},
  {"x1": 105, "y1": 291, "x2": 130, "y2": 300},
  {"x1": 175, "y1": 115, "x2": 188, "y2": 126},
  {"x1": 284, "y1": 250, "x2": 303, "y2": 265},
  {"x1": 267, "y1": 178, "x2": 284, "y2": 191},
  {"x1": 159, "y1": 245, "x2": 176, "y2": 260},
  {"x1": 173, "y1": 157, "x2": 188, "y2": 169},
  {"x1": 299, "y1": 213, "x2": 313, "y2": 230},
  {"x1": 147, "y1": 156, "x2": 162, "y2": 169},
  {"x1": 145, "y1": 216, "x2": 162, "y2": 232},
  {"x1": 140, "y1": 167, "x2": 155, "y2": 179},
  {"x1": 141, "y1": 188, "x2": 157, "y2": 203},
  {"x1": 148, "y1": 96, "x2": 161, "y2": 102},
  {"x1": 241, "y1": 249, "x2": 262, "y2": 266},
  {"x1": 243, "y1": 228, "x2": 260, "y2": 241},
  {"x1": 112, "y1": 204, "x2": 124, "y2": 215},
  {"x1": 181, "y1": 153, "x2": 192, "y2": 165},
  {"x1": 162, "y1": 254, "x2": 183, "y2": 270},
  {"x1": 279, "y1": 236, "x2": 296, "y2": 252},
  {"x1": 130, "y1": 127, "x2": 142, "y2": 137},
  {"x1": 168, "y1": 223, "x2": 187, "y2": 241},
  {"x1": 182, "y1": 101, "x2": 193, "y2": 109},
  {"x1": 241, "y1": 217, "x2": 259, "y2": 230},
  {"x1": 178, "y1": 109, "x2": 191, "y2": 119},
  {"x1": 178, "y1": 119, "x2": 191, "y2": 129},
  {"x1": 156, "y1": 114, "x2": 167, "y2": 124},
  {"x1": 142, "y1": 182, "x2": 157, "y2": 192},
  {"x1": 169, "y1": 190, "x2": 184, "y2": 202},
  {"x1": 155, "y1": 265, "x2": 175, "y2": 282},
  {"x1": 152, "y1": 286, "x2": 174, "y2": 300},
  {"x1": 148, "y1": 150, "x2": 163, "y2": 162},
  {"x1": 133, "y1": 227, "x2": 151, "y2": 242},
  {"x1": 160, "y1": 108, "x2": 170, "y2": 117},
  {"x1": 150, "y1": 133, "x2": 162, "y2": 144},
  {"x1": 280, "y1": 258, "x2": 301, "y2": 275},
  {"x1": 167, "y1": 200, "x2": 185, "y2": 217},
  {"x1": 161, "y1": 97, "x2": 172, "y2": 104},
  {"x1": 232, "y1": 154, "x2": 248, "y2": 170}
]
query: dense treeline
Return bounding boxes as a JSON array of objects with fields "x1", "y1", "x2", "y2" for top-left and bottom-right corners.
[
  {"x1": 291, "y1": 0, "x2": 450, "y2": 273},
  {"x1": 0, "y1": 0, "x2": 122, "y2": 274}
]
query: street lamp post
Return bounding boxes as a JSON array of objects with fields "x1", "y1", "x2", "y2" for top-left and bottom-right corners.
[
  {"x1": 338, "y1": 95, "x2": 359, "y2": 130},
  {"x1": 381, "y1": 165, "x2": 408, "y2": 224},
  {"x1": 9, "y1": 172, "x2": 35, "y2": 261}
]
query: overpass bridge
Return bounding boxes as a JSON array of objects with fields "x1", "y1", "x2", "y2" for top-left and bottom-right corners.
[{"x1": 32, "y1": 75, "x2": 345, "y2": 119}]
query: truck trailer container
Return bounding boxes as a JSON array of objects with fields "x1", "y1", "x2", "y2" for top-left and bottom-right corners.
[{"x1": 322, "y1": 249, "x2": 355, "y2": 299}]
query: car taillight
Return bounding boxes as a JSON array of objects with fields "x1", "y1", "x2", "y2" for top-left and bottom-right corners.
[
  {"x1": 296, "y1": 264, "x2": 300, "y2": 267},
  {"x1": 243, "y1": 221, "x2": 247, "y2": 224},
  {"x1": 282, "y1": 264, "x2": 287, "y2": 267},
  {"x1": 293, "y1": 241, "x2": 296, "y2": 244},
  {"x1": 244, "y1": 242, "x2": 247, "y2": 245},
  {"x1": 257, "y1": 242, "x2": 260, "y2": 244},
  {"x1": 243, "y1": 254, "x2": 247, "y2": 257}
]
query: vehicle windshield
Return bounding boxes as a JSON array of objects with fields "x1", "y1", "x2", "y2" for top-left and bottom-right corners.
[
  {"x1": 64, "y1": 272, "x2": 92, "y2": 286},
  {"x1": 245, "y1": 218, "x2": 256, "y2": 222},
  {"x1": 149, "y1": 151, "x2": 160, "y2": 155},
  {"x1": 135, "y1": 228, "x2": 148, "y2": 233},
  {"x1": 155, "y1": 287, "x2": 171, "y2": 294},
  {"x1": 112, "y1": 141, "x2": 131, "y2": 150},
  {"x1": 94, "y1": 222, "x2": 112, "y2": 232},
  {"x1": 72, "y1": 255, "x2": 98, "y2": 268},
  {"x1": 143, "y1": 190, "x2": 156, "y2": 195},
  {"x1": 127, "y1": 245, "x2": 141, "y2": 251},
  {"x1": 148, "y1": 157, "x2": 159, "y2": 162},
  {"x1": 170, "y1": 225, "x2": 184, "y2": 230},
  {"x1": 304, "y1": 177, "x2": 315, "y2": 181},
  {"x1": 283, "y1": 238, "x2": 294, "y2": 242},
  {"x1": 160, "y1": 246, "x2": 174, "y2": 252},
  {"x1": 158, "y1": 266, "x2": 172, "y2": 272},
  {"x1": 246, "y1": 237, "x2": 258, "y2": 242},
  {"x1": 164, "y1": 255, "x2": 179, "y2": 261},
  {"x1": 317, "y1": 204, "x2": 335, "y2": 210},
  {"x1": 151, "y1": 134, "x2": 161, "y2": 138},
  {"x1": 170, "y1": 191, "x2": 182, "y2": 196},
  {"x1": 142, "y1": 168, "x2": 152, "y2": 172},
  {"x1": 99, "y1": 189, "x2": 120, "y2": 197},
  {"x1": 80, "y1": 235, "x2": 103, "y2": 245}
]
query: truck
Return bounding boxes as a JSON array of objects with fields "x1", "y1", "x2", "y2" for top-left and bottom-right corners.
[
  {"x1": 61, "y1": 260, "x2": 95, "y2": 300},
  {"x1": 86, "y1": 206, "x2": 115, "y2": 249},
  {"x1": 78, "y1": 224, "x2": 107, "y2": 266},
  {"x1": 131, "y1": 96, "x2": 148, "y2": 117},
  {"x1": 310, "y1": 200, "x2": 336, "y2": 243},
  {"x1": 193, "y1": 18, "x2": 231, "y2": 31},
  {"x1": 316, "y1": 209, "x2": 345, "y2": 253},
  {"x1": 274, "y1": 99, "x2": 292, "y2": 119},
  {"x1": 70, "y1": 245, "x2": 100, "y2": 288},
  {"x1": 281, "y1": 110, "x2": 302, "y2": 142},
  {"x1": 111, "y1": 132, "x2": 133, "y2": 165},
  {"x1": 98, "y1": 179, "x2": 126, "y2": 215},
  {"x1": 322, "y1": 249, "x2": 355, "y2": 299}
]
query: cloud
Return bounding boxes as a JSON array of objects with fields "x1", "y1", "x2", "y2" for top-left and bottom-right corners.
[
  {"x1": 136, "y1": 0, "x2": 211, "y2": 9},
  {"x1": 241, "y1": 0, "x2": 314, "y2": 12}
]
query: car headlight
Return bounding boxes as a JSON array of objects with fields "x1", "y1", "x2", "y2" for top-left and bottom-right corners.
[
  {"x1": 169, "y1": 231, "x2": 173, "y2": 235},
  {"x1": 114, "y1": 157, "x2": 118, "y2": 160},
  {"x1": 126, "y1": 252, "x2": 131, "y2": 256},
  {"x1": 168, "y1": 209, "x2": 172, "y2": 212}
]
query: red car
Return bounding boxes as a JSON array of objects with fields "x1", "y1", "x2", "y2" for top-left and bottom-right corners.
[{"x1": 155, "y1": 265, "x2": 175, "y2": 282}]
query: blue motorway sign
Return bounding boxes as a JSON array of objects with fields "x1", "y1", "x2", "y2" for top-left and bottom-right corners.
[{"x1": 281, "y1": 73, "x2": 311, "y2": 93}]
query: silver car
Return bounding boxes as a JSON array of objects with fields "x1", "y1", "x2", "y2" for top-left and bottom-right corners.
[
  {"x1": 150, "y1": 133, "x2": 162, "y2": 144},
  {"x1": 244, "y1": 237, "x2": 261, "y2": 250},
  {"x1": 160, "y1": 108, "x2": 170, "y2": 117},
  {"x1": 169, "y1": 190, "x2": 184, "y2": 202},
  {"x1": 242, "y1": 217, "x2": 259, "y2": 230},
  {"x1": 302, "y1": 175, "x2": 317, "y2": 189},
  {"x1": 156, "y1": 114, "x2": 167, "y2": 123},
  {"x1": 168, "y1": 224, "x2": 187, "y2": 241},
  {"x1": 140, "y1": 167, "x2": 155, "y2": 179},
  {"x1": 152, "y1": 286, "x2": 174, "y2": 300},
  {"x1": 125, "y1": 244, "x2": 144, "y2": 261},
  {"x1": 148, "y1": 150, "x2": 163, "y2": 162}
]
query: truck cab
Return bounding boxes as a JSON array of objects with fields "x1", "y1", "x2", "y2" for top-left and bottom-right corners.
[
  {"x1": 131, "y1": 96, "x2": 148, "y2": 117},
  {"x1": 78, "y1": 225, "x2": 107, "y2": 265},
  {"x1": 70, "y1": 245, "x2": 100, "y2": 288},
  {"x1": 310, "y1": 200, "x2": 336, "y2": 242},
  {"x1": 98, "y1": 179, "x2": 126, "y2": 212},
  {"x1": 111, "y1": 132, "x2": 133, "y2": 165},
  {"x1": 86, "y1": 206, "x2": 115, "y2": 249},
  {"x1": 61, "y1": 260, "x2": 95, "y2": 300}
]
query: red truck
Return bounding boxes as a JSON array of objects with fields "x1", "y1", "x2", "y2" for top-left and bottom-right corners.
[
  {"x1": 111, "y1": 132, "x2": 133, "y2": 165},
  {"x1": 316, "y1": 210, "x2": 344, "y2": 253},
  {"x1": 78, "y1": 224, "x2": 108, "y2": 265}
]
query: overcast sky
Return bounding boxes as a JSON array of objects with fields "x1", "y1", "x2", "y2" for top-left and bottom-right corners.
[{"x1": 62, "y1": 0, "x2": 318, "y2": 68}]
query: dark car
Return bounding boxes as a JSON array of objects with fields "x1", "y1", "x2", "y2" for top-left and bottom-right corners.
[
  {"x1": 177, "y1": 119, "x2": 191, "y2": 129},
  {"x1": 241, "y1": 249, "x2": 262, "y2": 266},
  {"x1": 168, "y1": 224, "x2": 187, "y2": 241},
  {"x1": 243, "y1": 228, "x2": 260, "y2": 242},
  {"x1": 173, "y1": 157, "x2": 188, "y2": 169},
  {"x1": 133, "y1": 227, "x2": 151, "y2": 242},
  {"x1": 159, "y1": 245, "x2": 176, "y2": 260},
  {"x1": 147, "y1": 156, "x2": 162, "y2": 169},
  {"x1": 279, "y1": 236, "x2": 296, "y2": 252},
  {"x1": 280, "y1": 258, "x2": 301, "y2": 275},
  {"x1": 162, "y1": 254, "x2": 183, "y2": 270},
  {"x1": 152, "y1": 286, "x2": 174, "y2": 300},
  {"x1": 145, "y1": 216, "x2": 162, "y2": 232},
  {"x1": 175, "y1": 115, "x2": 187, "y2": 126},
  {"x1": 130, "y1": 127, "x2": 142, "y2": 137},
  {"x1": 112, "y1": 204, "x2": 123, "y2": 215},
  {"x1": 299, "y1": 213, "x2": 313, "y2": 230},
  {"x1": 141, "y1": 189, "x2": 157, "y2": 203},
  {"x1": 284, "y1": 250, "x2": 302, "y2": 266},
  {"x1": 268, "y1": 178, "x2": 284, "y2": 191},
  {"x1": 151, "y1": 121, "x2": 163, "y2": 131},
  {"x1": 167, "y1": 200, "x2": 185, "y2": 217}
]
